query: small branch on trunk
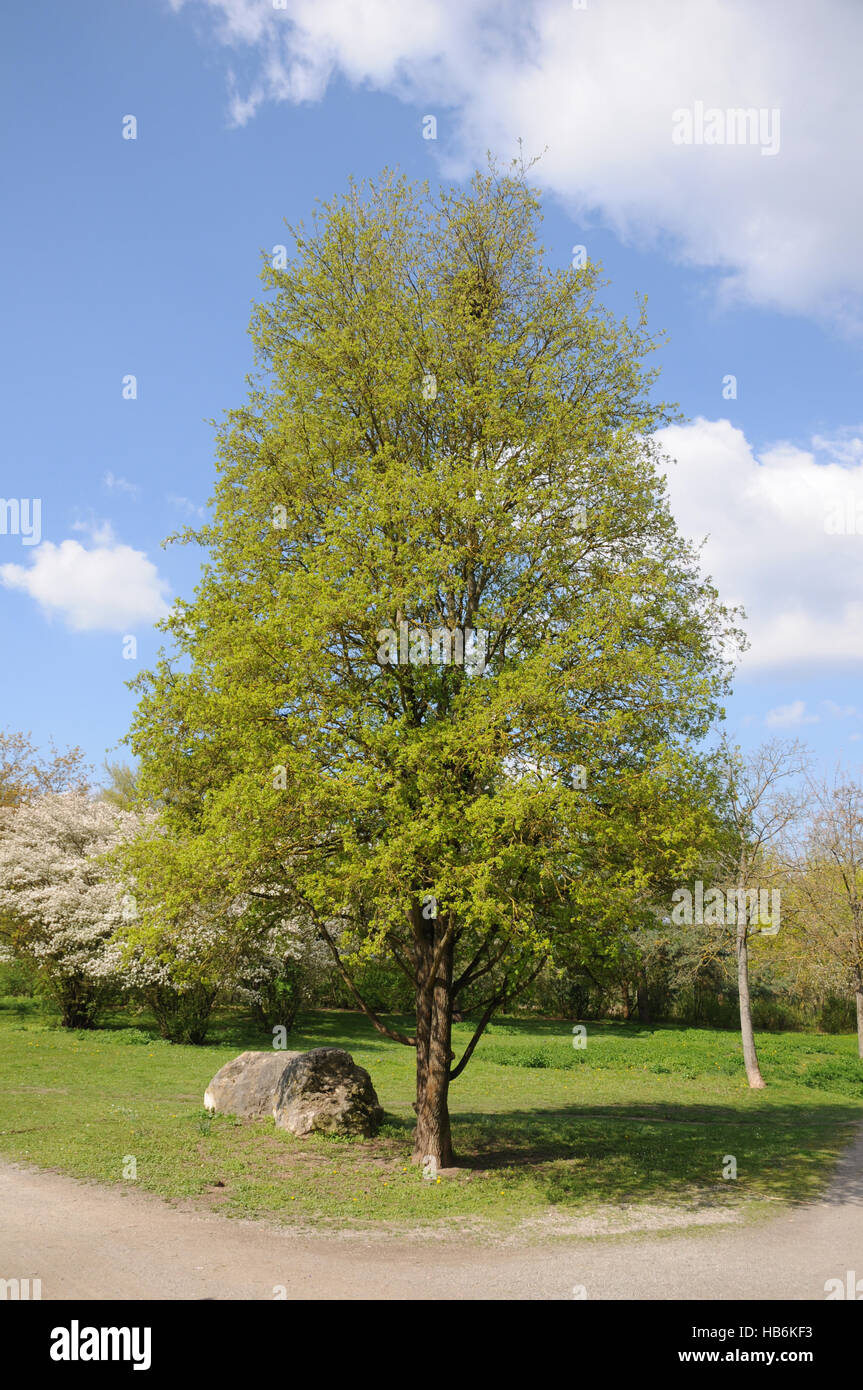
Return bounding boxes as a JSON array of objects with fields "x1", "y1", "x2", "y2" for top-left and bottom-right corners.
[
  {"x1": 450, "y1": 949, "x2": 549, "y2": 1080},
  {"x1": 452, "y1": 933, "x2": 496, "y2": 996},
  {"x1": 453, "y1": 931, "x2": 514, "y2": 997},
  {"x1": 312, "y1": 916, "x2": 416, "y2": 1047},
  {"x1": 448, "y1": 987, "x2": 507, "y2": 1081},
  {"x1": 384, "y1": 931, "x2": 416, "y2": 984}
]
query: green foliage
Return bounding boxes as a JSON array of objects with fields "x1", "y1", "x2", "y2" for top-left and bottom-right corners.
[
  {"x1": 321, "y1": 958, "x2": 415, "y2": 1014},
  {"x1": 247, "y1": 969, "x2": 304, "y2": 1033},
  {"x1": 0, "y1": 994, "x2": 41, "y2": 1018},
  {"x1": 820, "y1": 994, "x2": 857, "y2": 1034},
  {"x1": 111, "y1": 1027, "x2": 164, "y2": 1046},
  {"x1": 0, "y1": 957, "x2": 37, "y2": 997},
  {"x1": 99, "y1": 760, "x2": 141, "y2": 810},
  {"x1": 146, "y1": 984, "x2": 217, "y2": 1045},
  {"x1": 484, "y1": 1044, "x2": 555, "y2": 1068}
]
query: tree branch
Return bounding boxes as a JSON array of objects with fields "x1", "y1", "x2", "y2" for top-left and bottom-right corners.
[{"x1": 312, "y1": 914, "x2": 416, "y2": 1047}]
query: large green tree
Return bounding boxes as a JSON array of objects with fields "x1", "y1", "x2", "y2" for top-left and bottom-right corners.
[{"x1": 127, "y1": 165, "x2": 735, "y2": 1164}]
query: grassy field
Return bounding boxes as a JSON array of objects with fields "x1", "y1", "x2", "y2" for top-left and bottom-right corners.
[{"x1": 0, "y1": 1002, "x2": 861, "y2": 1234}]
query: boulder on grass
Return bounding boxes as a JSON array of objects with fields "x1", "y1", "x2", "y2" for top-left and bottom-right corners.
[
  {"x1": 203, "y1": 1050, "x2": 301, "y2": 1118},
  {"x1": 273, "y1": 1047, "x2": 383, "y2": 1137}
]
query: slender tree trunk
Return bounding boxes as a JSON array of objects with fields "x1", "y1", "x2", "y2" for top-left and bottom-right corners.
[
  {"x1": 855, "y1": 986, "x2": 863, "y2": 1060},
  {"x1": 620, "y1": 984, "x2": 631, "y2": 1020},
  {"x1": 636, "y1": 971, "x2": 651, "y2": 1025},
  {"x1": 736, "y1": 923, "x2": 766, "y2": 1088},
  {"x1": 413, "y1": 912, "x2": 455, "y2": 1167}
]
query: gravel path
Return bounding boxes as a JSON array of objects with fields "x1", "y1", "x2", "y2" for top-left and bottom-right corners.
[{"x1": 2, "y1": 1128, "x2": 862, "y2": 1300}]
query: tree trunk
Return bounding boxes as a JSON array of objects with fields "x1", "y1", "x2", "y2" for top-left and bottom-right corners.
[
  {"x1": 620, "y1": 984, "x2": 631, "y2": 1020},
  {"x1": 57, "y1": 976, "x2": 100, "y2": 1029},
  {"x1": 413, "y1": 913, "x2": 455, "y2": 1167},
  {"x1": 736, "y1": 924, "x2": 766, "y2": 1088},
  {"x1": 636, "y1": 971, "x2": 651, "y2": 1024},
  {"x1": 855, "y1": 987, "x2": 863, "y2": 1060}
]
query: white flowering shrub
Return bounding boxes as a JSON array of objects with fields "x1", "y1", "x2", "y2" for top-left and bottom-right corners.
[
  {"x1": 117, "y1": 900, "x2": 249, "y2": 1044},
  {"x1": 0, "y1": 793, "x2": 149, "y2": 1027},
  {"x1": 117, "y1": 886, "x2": 332, "y2": 1041},
  {"x1": 233, "y1": 909, "x2": 333, "y2": 1032},
  {"x1": 0, "y1": 786, "x2": 333, "y2": 1041}
]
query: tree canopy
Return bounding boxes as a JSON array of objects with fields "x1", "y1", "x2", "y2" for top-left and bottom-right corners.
[{"x1": 126, "y1": 164, "x2": 737, "y2": 1161}]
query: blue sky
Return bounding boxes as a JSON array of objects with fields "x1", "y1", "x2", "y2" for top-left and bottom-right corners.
[{"x1": 2, "y1": 0, "x2": 862, "y2": 780}]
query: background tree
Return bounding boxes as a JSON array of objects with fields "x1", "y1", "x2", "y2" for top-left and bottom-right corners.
[
  {"x1": 0, "y1": 792, "x2": 145, "y2": 1027},
  {"x1": 99, "y1": 759, "x2": 142, "y2": 811},
  {"x1": 127, "y1": 165, "x2": 737, "y2": 1164},
  {"x1": 788, "y1": 771, "x2": 863, "y2": 1058},
  {"x1": 713, "y1": 738, "x2": 809, "y2": 1088},
  {"x1": 0, "y1": 728, "x2": 89, "y2": 807},
  {"x1": 544, "y1": 753, "x2": 724, "y2": 1024}
]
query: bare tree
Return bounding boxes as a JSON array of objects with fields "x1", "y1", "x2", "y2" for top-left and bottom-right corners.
[
  {"x1": 716, "y1": 738, "x2": 810, "y2": 1088},
  {"x1": 0, "y1": 728, "x2": 90, "y2": 807}
]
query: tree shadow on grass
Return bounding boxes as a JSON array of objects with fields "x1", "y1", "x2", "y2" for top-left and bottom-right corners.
[
  {"x1": 93, "y1": 1008, "x2": 412, "y2": 1056},
  {"x1": 485, "y1": 1017, "x2": 662, "y2": 1041},
  {"x1": 446, "y1": 1102, "x2": 863, "y2": 1209}
]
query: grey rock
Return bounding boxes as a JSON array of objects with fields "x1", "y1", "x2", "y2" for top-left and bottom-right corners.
[
  {"x1": 273, "y1": 1047, "x2": 383, "y2": 1137},
  {"x1": 203, "y1": 1050, "x2": 301, "y2": 1118}
]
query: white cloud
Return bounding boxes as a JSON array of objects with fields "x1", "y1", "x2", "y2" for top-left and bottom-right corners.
[
  {"x1": 765, "y1": 700, "x2": 819, "y2": 729},
  {"x1": 103, "y1": 471, "x2": 141, "y2": 500},
  {"x1": 822, "y1": 700, "x2": 859, "y2": 719},
  {"x1": 169, "y1": 0, "x2": 863, "y2": 323},
  {"x1": 0, "y1": 525, "x2": 172, "y2": 633},
  {"x1": 658, "y1": 418, "x2": 863, "y2": 673},
  {"x1": 167, "y1": 494, "x2": 207, "y2": 521},
  {"x1": 71, "y1": 517, "x2": 117, "y2": 546}
]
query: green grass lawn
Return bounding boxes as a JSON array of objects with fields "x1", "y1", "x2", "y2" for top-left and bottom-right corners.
[{"x1": 0, "y1": 1002, "x2": 861, "y2": 1234}]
